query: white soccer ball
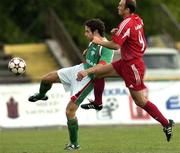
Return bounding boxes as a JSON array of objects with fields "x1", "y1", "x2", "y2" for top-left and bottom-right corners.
[{"x1": 8, "y1": 57, "x2": 26, "y2": 75}]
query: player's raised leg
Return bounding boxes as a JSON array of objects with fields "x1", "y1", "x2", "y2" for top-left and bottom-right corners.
[{"x1": 28, "y1": 71, "x2": 60, "y2": 102}]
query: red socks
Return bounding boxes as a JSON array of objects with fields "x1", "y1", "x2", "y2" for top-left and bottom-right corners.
[
  {"x1": 143, "y1": 101, "x2": 169, "y2": 127},
  {"x1": 93, "y1": 78, "x2": 105, "y2": 106}
]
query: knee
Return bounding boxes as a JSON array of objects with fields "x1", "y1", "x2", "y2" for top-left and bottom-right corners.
[
  {"x1": 42, "y1": 71, "x2": 58, "y2": 83},
  {"x1": 66, "y1": 109, "x2": 76, "y2": 119},
  {"x1": 66, "y1": 108, "x2": 73, "y2": 118},
  {"x1": 66, "y1": 103, "x2": 77, "y2": 119},
  {"x1": 42, "y1": 73, "x2": 51, "y2": 83},
  {"x1": 132, "y1": 97, "x2": 147, "y2": 108},
  {"x1": 41, "y1": 76, "x2": 49, "y2": 84}
]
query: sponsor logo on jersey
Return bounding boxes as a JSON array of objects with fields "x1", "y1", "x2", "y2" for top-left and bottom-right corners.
[{"x1": 86, "y1": 59, "x2": 96, "y2": 66}]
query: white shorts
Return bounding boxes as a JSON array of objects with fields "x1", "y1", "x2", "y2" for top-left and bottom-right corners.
[{"x1": 57, "y1": 63, "x2": 91, "y2": 95}]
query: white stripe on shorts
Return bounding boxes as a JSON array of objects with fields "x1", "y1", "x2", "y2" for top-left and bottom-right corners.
[{"x1": 131, "y1": 64, "x2": 141, "y2": 85}]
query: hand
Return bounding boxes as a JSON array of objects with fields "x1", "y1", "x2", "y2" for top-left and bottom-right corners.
[
  {"x1": 110, "y1": 28, "x2": 118, "y2": 34},
  {"x1": 77, "y1": 70, "x2": 88, "y2": 81}
]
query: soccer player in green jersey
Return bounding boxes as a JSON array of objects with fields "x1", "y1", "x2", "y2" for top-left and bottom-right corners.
[{"x1": 28, "y1": 18, "x2": 113, "y2": 150}]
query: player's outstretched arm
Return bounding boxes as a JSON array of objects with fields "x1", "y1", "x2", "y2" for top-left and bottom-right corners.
[
  {"x1": 77, "y1": 64, "x2": 103, "y2": 81},
  {"x1": 92, "y1": 36, "x2": 120, "y2": 50}
]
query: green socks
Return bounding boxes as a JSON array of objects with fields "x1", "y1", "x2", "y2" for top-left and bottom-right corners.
[{"x1": 67, "y1": 118, "x2": 79, "y2": 145}]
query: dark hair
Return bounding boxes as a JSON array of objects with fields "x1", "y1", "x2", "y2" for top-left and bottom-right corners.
[
  {"x1": 125, "y1": 0, "x2": 136, "y2": 13},
  {"x1": 85, "y1": 18, "x2": 105, "y2": 37}
]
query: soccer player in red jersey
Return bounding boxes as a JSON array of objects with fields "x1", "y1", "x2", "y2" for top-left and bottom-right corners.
[{"x1": 77, "y1": 0, "x2": 174, "y2": 142}]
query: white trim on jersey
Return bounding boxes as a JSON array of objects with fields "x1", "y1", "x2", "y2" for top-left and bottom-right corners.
[
  {"x1": 111, "y1": 50, "x2": 115, "y2": 60},
  {"x1": 122, "y1": 28, "x2": 130, "y2": 39},
  {"x1": 98, "y1": 45, "x2": 114, "y2": 62},
  {"x1": 116, "y1": 18, "x2": 131, "y2": 36},
  {"x1": 88, "y1": 42, "x2": 93, "y2": 47},
  {"x1": 98, "y1": 46, "x2": 103, "y2": 57},
  {"x1": 98, "y1": 37, "x2": 108, "y2": 56}
]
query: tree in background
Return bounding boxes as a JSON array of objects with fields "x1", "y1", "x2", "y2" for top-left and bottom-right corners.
[{"x1": 0, "y1": 0, "x2": 179, "y2": 48}]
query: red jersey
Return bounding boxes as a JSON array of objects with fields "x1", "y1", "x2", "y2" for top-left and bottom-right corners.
[{"x1": 112, "y1": 14, "x2": 147, "y2": 61}]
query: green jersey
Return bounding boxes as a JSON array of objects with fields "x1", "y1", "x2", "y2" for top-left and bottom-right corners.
[
  {"x1": 71, "y1": 42, "x2": 113, "y2": 105},
  {"x1": 83, "y1": 42, "x2": 113, "y2": 70},
  {"x1": 72, "y1": 42, "x2": 113, "y2": 105}
]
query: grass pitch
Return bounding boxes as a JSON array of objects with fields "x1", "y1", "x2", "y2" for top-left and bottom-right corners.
[{"x1": 0, "y1": 124, "x2": 179, "y2": 153}]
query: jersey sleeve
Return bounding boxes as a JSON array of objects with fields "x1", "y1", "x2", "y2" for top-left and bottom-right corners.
[
  {"x1": 112, "y1": 19, "x2": 131, "y2": 46},
  {"x1": 98, "y1": 47, "x2": 113, "y2": 65}
]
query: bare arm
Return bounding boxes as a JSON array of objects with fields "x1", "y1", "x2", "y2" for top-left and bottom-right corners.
[
  {"x1": 77, "y1": 64, "x2": 103, "y2": 81},
  {"x1": 92, "y1": 36, "x2": 120, "y2": 50}
]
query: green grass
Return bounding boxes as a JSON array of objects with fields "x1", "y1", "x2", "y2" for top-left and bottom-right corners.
[{"x1": 0, "y1": 125, "x2": 179, "y2": 153}]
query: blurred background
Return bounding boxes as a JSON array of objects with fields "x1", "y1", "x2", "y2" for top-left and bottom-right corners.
[
  {"x1": 0, "y1": 1, "x2": 180, "y2": 152},
  {"x1": 0, "y1": 0, "x2": 179, "y2": 83}
]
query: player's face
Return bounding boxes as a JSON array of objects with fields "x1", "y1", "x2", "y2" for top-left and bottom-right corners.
[
  {"x1": 84, "y1": 26, "x2": 94, "y2": 41},
  {"x1": 118, "y1": 0, "x2": 126, "y2": 16}
]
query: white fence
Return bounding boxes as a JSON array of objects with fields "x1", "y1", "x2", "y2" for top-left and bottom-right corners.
[{"x1": 0, "y1": 81, "x2": 180, "y2": 128}]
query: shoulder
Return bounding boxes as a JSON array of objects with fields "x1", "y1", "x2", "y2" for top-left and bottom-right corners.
[
  {"x1": 116, "y1": 17, "x2": 132, "y2": 35},
  {"x1": 121, "y1": 17, "x2": 132, "y2": 27}
]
